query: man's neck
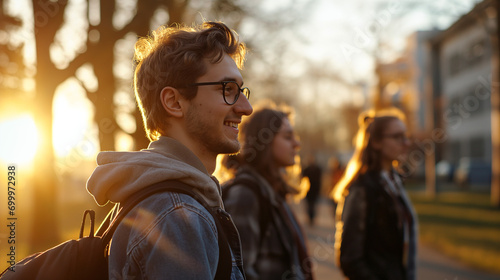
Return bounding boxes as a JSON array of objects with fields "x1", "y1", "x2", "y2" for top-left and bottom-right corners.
[
  {"x1": 163, "y1": 132, "x2": 216, "y2": 174},
  {"x1": 192, "y1": 148, "x2": 217, "y2": 174}
]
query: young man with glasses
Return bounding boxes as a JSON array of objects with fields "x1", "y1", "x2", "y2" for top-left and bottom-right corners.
[{"x1": 86, "y1": 22, "x2": 252, "y2": 279}]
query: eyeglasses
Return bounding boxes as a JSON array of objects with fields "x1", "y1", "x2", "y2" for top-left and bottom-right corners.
[
  {"x1": 189, "y1": 81, "x2": 250, "y2": 105},
  {"x1": 383, "y1": 132, "x2": 410, "y2": 143}
]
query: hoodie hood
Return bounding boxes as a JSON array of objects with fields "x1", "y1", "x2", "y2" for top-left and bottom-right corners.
[{"x1": 87, "y1": 137, "x2": 222, "y2": 207}]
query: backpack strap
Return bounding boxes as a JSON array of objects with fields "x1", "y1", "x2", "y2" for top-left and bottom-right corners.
[
  {"x1": 222, "y1": 177, "x2": 272, "y2": 246},
  {"x1": 98, "y1": 180, "x2": 233, "y2": 280},
  {"x1": 79, "y1": 210, "x2": 96, "y2": 238}
]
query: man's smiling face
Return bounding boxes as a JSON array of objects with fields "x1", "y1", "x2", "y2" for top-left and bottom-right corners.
[{"x1": 184, "y1": 54, "x2": 253, "y2": 157}]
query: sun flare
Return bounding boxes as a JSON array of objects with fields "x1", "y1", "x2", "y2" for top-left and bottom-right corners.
[
  {"x1": 52, "y1": 79, "x2": 98, "y2": 159},
  {"x1": 0, "y1": 114, "x2": 39, "y2": 165}
]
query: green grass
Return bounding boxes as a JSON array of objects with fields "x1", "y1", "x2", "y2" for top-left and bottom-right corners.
[{"x1": 409, "y1": 191, "x2": 500, "y2": 274}]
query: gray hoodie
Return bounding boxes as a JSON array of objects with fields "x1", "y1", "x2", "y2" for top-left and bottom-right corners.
[{"x1": 86, "y1": 136, "x2": 223, "y2": 208}]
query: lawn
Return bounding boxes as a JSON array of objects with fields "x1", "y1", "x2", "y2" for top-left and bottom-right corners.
[{"x1": 409, "y1": 191, "x2": 500, "y2": 274}]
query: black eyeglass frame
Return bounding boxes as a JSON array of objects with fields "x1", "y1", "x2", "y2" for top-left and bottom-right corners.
[{"x1": 189, "y1": 81, "x2": 250, "y2": 105}]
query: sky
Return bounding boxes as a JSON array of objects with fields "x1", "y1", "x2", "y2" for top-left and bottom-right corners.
[
  {"x1": 301, "y1": 0, "x2": 480, "y2": 82},
  {"x1": 0, "y1": 0, "x2": 482, "y2": 168}
]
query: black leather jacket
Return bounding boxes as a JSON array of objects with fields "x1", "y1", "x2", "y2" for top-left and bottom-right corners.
[
  {"x1": 335, "y1": 171, "x2": 417, "y2": 280},
  {"x1": 223, "y1": 167, "x2": 312, "y2": 280}
]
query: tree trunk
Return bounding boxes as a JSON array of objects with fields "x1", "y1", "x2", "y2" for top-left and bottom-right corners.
[
  {"x1": 31, "y1": 79, "x2": 60, "y2": 251},
  {"x1": 31, "y1": 0, "x2": 62, "y2": 248},
  {"x1": 91, "y1": 45, "x2": 118, "y2": 151}
]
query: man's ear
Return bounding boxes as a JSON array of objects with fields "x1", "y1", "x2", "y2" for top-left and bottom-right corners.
[{"x1": 160, "y1": 87, "x2": 184, "y2": 118}]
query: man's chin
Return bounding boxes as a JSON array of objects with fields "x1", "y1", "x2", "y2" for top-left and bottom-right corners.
[{"x1": 217, "y1": 141, "x2": 241, "y2": 155}]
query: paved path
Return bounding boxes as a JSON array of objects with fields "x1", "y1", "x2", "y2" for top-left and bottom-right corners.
[{"x1": 291, "y1": 198, "x2": 500, "y2": 280}]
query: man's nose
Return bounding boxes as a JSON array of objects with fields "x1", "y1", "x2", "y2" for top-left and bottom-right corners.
[{"x1": 233, "y1": 94, "x2": 253, "y2": 116}]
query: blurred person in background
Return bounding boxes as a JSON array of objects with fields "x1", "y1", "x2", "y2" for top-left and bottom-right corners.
[
  {"x1": 331, "y1": 108, "x2": 418, "y2": 280},
  {"x1": 327, "y1": 156, "x2": 345, "y2": 213},
  {"x1": 220, "y1": 105, "x2": 314, "y2": 280},
  {"x1": 302, "y1": 154, "x2": 323, "y2": 226}
]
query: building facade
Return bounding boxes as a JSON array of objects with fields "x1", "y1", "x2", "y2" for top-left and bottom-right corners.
[
  {"x1": 376, "y1": 0, "x2": 497, "y2": 189},
  {"x1": 429, "y1": 0, "x2": 496, "y2": 187}
]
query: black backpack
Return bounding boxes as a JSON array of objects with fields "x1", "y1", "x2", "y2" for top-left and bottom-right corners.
[{"x1": 0, "y1": 180, "x2": 232, "y2": 280}]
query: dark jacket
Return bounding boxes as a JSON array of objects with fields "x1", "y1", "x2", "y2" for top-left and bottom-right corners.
[
  {"x1": 335, "y1": 170, "x2": 417, "y2": 280},
  {"x1": 223, "y1": 166, "x2": 313, "y2": 280}
]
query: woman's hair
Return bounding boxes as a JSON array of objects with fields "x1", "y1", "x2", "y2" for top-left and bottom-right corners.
[
  {"x1": 331, "y1": 107, "x2": 406, "y2": 202},
  {"x1": 134, "y1": 21, "x2": 247, "y2": 141},
  {"x1": 221, "y1": 103, "x2": 295, "y2": 196}
]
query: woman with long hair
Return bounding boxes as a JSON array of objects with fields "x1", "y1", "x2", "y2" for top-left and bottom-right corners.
[
  {"x1": 332, "y1": 108, "x2": 418, "y2": 280},
  {"x1": 220, "y1": 105, "x2": 313, "y2": 280}
]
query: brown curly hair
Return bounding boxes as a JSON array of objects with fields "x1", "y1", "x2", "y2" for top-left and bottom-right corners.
[{"x1": 134, "y1": 21, "x2": 247, "y2": 141}]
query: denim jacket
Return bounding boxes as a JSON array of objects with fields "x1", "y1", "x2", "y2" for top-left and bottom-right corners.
[
  {"x1": 86, "y1": 137, "x2": 246, "y2": 279},
  {"x1": 108, "y1": 191, "x2": 245, "y2": 280}
]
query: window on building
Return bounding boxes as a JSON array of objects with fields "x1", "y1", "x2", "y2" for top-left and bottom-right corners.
[
  {"x1": 463, "y1": 90, "x2": 483, "y2": 117},
  {"x1": 449, "y1": 141, "x2": 462, "y2": 164},
  {"x1": 448, "y1": 53, "x2": 462, "y2": 76},
  {"x1": 470, "y1": 136, "x2": 486, "y2": 158},
  {"x1": 468, "y1": 39, "x2": 486, "y2": 66},
  {"x1": 447, "y1": 95, "x2": 461, "y2": 119},
  {"x1": 447, "y1": 38, "x2": 486, "y2": 77}
]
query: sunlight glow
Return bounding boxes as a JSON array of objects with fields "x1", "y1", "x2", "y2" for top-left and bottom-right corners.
[
  {"x1": 0, "y1": 114, "x2": 39, "y2": 165},
  {"x1": 52, "y1": 79, "x2": 97, "y2": 158}
]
